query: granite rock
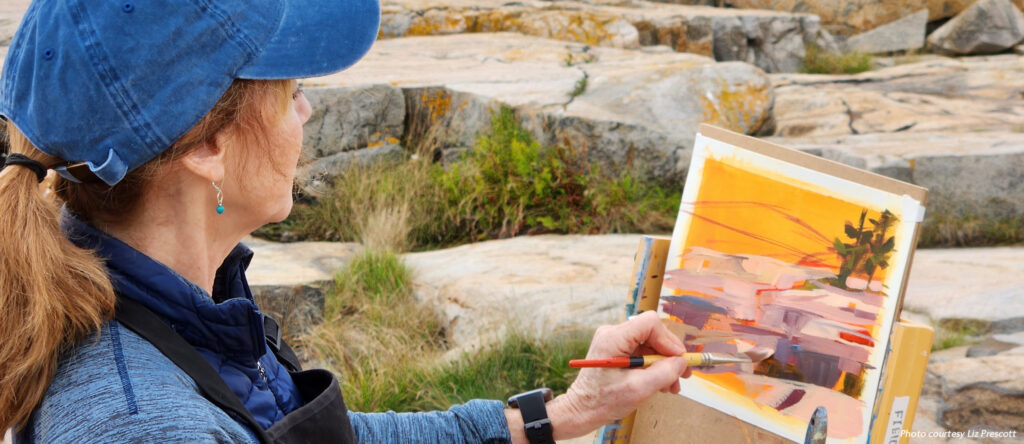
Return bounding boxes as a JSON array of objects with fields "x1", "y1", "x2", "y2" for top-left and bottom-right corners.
[
  {"x1": 314, "y1": 33, "x2": 773, "y2": 179},
  {"x1": 653, "y1": 0, "x2": 930, "y2": 36},
  {"x1": 925, "y1": 0, "x2": 1024, "y2": 21},
  {"x1": 769, "y1": 56, "x2": 1024, "y2": 138},
  {"x1": 379, "y1": 0, "x2": 821, "y2": 72},
  {"x1": 296, "y1": 144, "x2": 406, "y2": 196},
  {"x1": 300, "y1": 84, "x2": 405, "y2": 158},
  {"x1": 900, "y1": 247, "x2": 1024, "y2": 324},
  {"x1": 402, "y1": 234, "x2": 641, "y2": 354},
  {"x1": 927, "y1": 0, "x2": 1024, "y2": 56},
  {"x1": 843, "y1": 9, "x2": 928, "y2": 54}
]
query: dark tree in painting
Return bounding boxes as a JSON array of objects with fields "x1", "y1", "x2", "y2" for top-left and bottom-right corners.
[
  {"x1": 864, "y1": 210, "x2": 898, "y2": 285},
  {"x1": 829, "y1": 209, "x2": 898, "y2": 290}
]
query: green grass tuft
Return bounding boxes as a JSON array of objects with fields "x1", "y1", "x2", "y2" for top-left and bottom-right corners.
[
  {"x1": 931, "y1": 318, "x2": 990, "y2": 351},
  {"x1": 413, "y1": 331, "x2": 590, "y2": 411},
  {"x1": 801, "y1": 45, "x2": 874, "y2": 75},
  {"x1": 918, "y1": 208, "x2": 1024, "y2": 248},
  {"x1": 297, "y1": 248, "x2": 592, "y2": 413}
]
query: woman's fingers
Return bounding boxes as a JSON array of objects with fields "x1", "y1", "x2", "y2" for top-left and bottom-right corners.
[
  {"x1": 589, "y1": 311, "x2": 685, "y2": 357},
  {"x1": 625, "y1": 356, "x2": 687, "y2": 399}
]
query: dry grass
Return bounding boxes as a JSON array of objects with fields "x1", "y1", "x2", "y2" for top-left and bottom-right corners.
[
  {"x1": 919, "y1": 208, "x2": 1024, "y2": 248},
  {"x1": 801, "y1": 45, "x2": 874, "y2": 75}
]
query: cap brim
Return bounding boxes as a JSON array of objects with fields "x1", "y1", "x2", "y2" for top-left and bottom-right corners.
[{"x1": 236, "y1": 0, "x2": 380, "y2": 80}]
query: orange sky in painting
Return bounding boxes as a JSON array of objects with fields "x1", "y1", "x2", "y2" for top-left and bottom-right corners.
[{"x1": 682, "y1": 156, "x2": 893, "y2": 282}]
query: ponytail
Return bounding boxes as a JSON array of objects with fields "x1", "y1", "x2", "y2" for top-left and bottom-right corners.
[{"x1": 0, "y1": 122, "x2": 116, "y2": 432}]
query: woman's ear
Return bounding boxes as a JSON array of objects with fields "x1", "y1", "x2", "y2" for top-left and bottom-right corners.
[{"x1": 179, "y1": 134, "x2": 229, "y2": 183}]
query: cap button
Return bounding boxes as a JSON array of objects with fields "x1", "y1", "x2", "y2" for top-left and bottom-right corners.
[
  {"x1": 43, "y1": 48, "x2": 55, "y2": 60},
  {"x1": 121, "y1": 2, "x2": 134, "y2": 13}
]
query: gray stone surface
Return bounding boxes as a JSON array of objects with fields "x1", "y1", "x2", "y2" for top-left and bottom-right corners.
[
  {"x1": 651, "y1": 0, "x2": 930, "y2": 36},
  {"x1": 927, "y1": 0, "x2": 1024, "y2": 56},
  {"x1": 244, "y1": 236, "x2": 363, "y2": 286},
  {"x1": 769, "y1": 55, "x2": 1024, "y2": 219},
  {"x1": 843, "y1": 9, "x2": 928, "y2": 54},
  {"x1": 379, "y1": 0, "x2": 821, "y2": 72},
  {"x1": 770, "y1": 55, "x2": 1024, "y2": 138},
  {"x1": 297, "y1": 143, "x2": 405, "y2": 196},
  {"x1": 402, "y1": 234, "x2": 641, "y2": 355},
  {"x1": 901, "y1": 247, "x2": 1024, "y2": 323},
  {"x1": 314, "y1": 32, "x2": 773, "y2": 180},
  {"x1": 300, "y1": 84, "x2": 405, "y2": 158}
]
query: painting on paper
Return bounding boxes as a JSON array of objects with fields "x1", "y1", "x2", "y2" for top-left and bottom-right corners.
[{"x1": 659, "y1": 126, "x2": 926, "y2": 443}]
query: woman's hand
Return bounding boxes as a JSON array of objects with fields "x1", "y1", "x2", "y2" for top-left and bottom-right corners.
[{"x1": 505, "y1": 311, "x2": 691, "y2": 442}]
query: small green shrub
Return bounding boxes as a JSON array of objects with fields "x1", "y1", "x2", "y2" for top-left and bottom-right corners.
[
  {"x1": 259, "y1": 105, "x2": 680, "y2": 249},
  {"x1": 801, "y1": 45, "x2": 874, "y2": 75}
]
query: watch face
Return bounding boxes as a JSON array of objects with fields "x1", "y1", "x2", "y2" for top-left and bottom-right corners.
[{"x1": 507, "y1": 388, "x2": 553, "y2": 408}]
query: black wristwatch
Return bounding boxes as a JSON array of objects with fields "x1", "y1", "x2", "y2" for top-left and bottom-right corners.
[{"x1": 507, "y1": 388, "x2": 555, "y2": 444}]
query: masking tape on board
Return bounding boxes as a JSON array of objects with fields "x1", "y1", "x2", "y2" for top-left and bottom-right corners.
[{"x1": 900, "y1": 194, "x2": 926, "y2": 223}]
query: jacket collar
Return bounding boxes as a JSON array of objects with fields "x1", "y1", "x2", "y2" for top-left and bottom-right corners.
[{"x1": 62, "y1": 210, "x2": 266, "y2": 363}]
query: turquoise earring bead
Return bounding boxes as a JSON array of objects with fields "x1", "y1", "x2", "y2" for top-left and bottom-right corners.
[{"x1": 216, "y1": 205, "x2": 225, "y2": 214}]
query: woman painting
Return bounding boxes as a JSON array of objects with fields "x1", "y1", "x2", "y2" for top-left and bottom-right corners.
[{"x1": 0, "y1": 0, "x2": 690, "y2": 442}]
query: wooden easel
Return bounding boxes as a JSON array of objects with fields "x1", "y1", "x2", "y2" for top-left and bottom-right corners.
[{"x1": 597, "y1": 236, "x2": 933, "y2": 444}]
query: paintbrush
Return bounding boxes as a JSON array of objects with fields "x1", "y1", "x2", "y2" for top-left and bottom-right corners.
[{"x1": 569, "y1": 347, "x2": 774, "y2": 369}]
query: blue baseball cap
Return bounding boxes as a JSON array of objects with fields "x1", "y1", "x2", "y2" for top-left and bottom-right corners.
[{"x1": 0, "y1": 0, "x2": 380, "y2": 186}]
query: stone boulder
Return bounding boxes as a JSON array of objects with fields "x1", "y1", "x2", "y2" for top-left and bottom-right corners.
[
  {"x1": 927, "y1": 346, "x2": 1024, "y2": 434},
  {"x1": 379, "y1": 0, "x2": 822, "y2": 73},
  {"x1": 767, "y1": 55, "x2": 1024, "y2": 220},
  {"x1": 313, "y1": 33, "x2": 773, "y2": 179},
  {"x1": 297, "y1": 144, "x2": 405, "y2": 196},
  {"x1": 770, "y1": 55, "x2": 1024, "y2": 138},
  {"x1": 653, "y1": 0, "x2": 929, "y2": 36},
  {"x1": 926, "y1": 0, "x2": 1024, "y2": 21},
  {"x1": 402, "y1": 234, "x2": 641, "y2": 354},
  {"x1": 900, "y1": 247, "x2": 1024, "y2": 323},
  {"x1": 244, "y1": 237, "x2": 363, "y2": 336},
  {"x1": 301, "y1": 84, "x2": 405, "y2": 158},
  {"x1": 843, "y1": 9, "x2": 928, "y2": 54},
  {"x1": 927, "y1": 0, "x2": 1024, "y2": 55}
]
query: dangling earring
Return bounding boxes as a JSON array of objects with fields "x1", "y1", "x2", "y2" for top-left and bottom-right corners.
[{"x1": 211, "y1": 181, "x2": 225, "y2": 214}]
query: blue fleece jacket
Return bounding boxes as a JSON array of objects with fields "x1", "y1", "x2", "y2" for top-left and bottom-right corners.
[{"x1": 16, "y1": 214, "x2": 513, "y2": 443}]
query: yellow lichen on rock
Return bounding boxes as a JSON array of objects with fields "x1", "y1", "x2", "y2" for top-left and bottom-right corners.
[
  {"x1": 406, "y1": 10, "x2": 468, "y2": 36},
  {"x1": 700, "y1": 78, "x2": 773, "y2": 134}
]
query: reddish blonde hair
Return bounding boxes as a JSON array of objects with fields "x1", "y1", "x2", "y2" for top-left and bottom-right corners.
[{"x1": 0, "y1": 79, "x2": 292, "y2": 432}]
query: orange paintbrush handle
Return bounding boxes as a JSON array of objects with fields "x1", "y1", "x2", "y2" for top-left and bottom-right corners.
[
  {"x1": 569, "y1": 356, "x2": 640, "y2": 368},
  {"x1": 570, "y1": 353, "x2": 751, "y2": 369}
]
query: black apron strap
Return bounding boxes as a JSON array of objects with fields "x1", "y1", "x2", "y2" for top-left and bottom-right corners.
[
  {"x1": 114, "y1": 298, "x2": 274, "y2": 444},
  {"x1": 263, "y1": 315, "x2": 303, "y2": 373}
]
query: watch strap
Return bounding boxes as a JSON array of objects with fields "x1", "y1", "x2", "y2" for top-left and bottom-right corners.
[{"x1": 515, "y1": 390, "x2": 555, "y2": 444}]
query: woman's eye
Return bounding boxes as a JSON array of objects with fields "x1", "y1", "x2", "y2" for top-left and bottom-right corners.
[{"x1": 292, "y1": 87, "x2": 304, "y2": 100}]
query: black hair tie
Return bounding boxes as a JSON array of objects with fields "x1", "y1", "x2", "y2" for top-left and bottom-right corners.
[{"x1": 2, "y1": 153, "x2": 48, "y2": 183}]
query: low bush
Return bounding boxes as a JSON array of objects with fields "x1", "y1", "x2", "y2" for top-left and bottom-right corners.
[{"x1": 257, "y1": 106, "x2": 680, "y2": 250}]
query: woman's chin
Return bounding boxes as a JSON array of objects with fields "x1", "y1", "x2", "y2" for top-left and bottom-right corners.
[{"x1": 254, "y1": 199, "x2": 294, "y2": 227}]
